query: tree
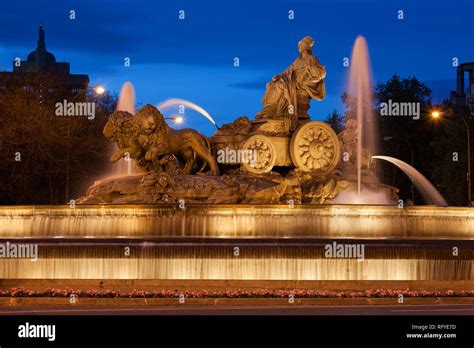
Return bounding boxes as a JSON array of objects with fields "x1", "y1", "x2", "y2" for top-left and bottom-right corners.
[
  {"x1": 324, "y1": 109, "x2": 345, "y2": 134},
  {"x1": 0, "y1": 75, "x2": 116, "y2": 204},
  {"x1": 429, "y1": 101, "x2": 472, "y2": 205},
  {"x1": 374, "y1": 74, "x2": 470, "y2": 205}
]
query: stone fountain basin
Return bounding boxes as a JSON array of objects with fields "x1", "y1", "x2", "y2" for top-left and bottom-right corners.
[
  {"x1": 0, "y1": 205, "x2": 472, "y2": 280},
  {"x1": 0, "y1": 204, "x2": 473, "y2": 239}
]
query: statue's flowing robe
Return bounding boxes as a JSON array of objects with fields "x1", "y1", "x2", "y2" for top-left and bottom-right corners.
[{"x1": 257, "y1": 53, "x2": 326, "y2": 131}]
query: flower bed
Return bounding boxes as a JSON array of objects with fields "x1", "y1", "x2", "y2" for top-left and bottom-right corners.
[{"x1": 0, "y1": 288, "x2": 473, "y2": 299}]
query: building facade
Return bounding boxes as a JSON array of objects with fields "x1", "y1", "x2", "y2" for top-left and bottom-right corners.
[
  {"x1": 451, "y1": 62, "x2": 474, "y2": 115},
  {"x1": 0, "y1": 26, "x2": 89, "y2": 93}
]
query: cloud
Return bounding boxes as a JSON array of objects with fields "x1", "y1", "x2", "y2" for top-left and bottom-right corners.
[{"x1": 228, "y1": 78, "x2": 267, "y2": 91}]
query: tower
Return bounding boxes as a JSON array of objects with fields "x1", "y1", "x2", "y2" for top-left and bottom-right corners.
[{"x1": 0, "y1": 26, "x2": 89, "y2": 93}]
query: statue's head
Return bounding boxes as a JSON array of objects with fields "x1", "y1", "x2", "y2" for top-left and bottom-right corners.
[
  {"x1": 298, "y1": 36, "x2": 314, "y2": 54},
  {"x1": 136, "y1": 104, "x2": 167, "y2": 134}
]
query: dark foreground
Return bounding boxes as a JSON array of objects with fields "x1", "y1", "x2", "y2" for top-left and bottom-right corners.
[{"x1": 0, "y1": 303, "x2": 473, "y2": 315}]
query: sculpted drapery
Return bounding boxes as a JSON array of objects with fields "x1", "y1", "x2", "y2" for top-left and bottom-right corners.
[{"x1": 256, "y1": 36, "x2": 326, "y2": 132}]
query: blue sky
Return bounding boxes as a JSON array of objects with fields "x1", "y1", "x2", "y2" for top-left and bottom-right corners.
[{"x1": 0, "y1": 0, "x2": 472, "y2": 134}]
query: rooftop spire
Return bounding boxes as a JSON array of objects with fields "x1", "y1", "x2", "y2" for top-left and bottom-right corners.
[{"x1": 37, "y1": 25, "x2": 46, "y2": 51}]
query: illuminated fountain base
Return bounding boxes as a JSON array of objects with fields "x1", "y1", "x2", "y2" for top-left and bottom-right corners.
[{"x1": 0, "y1": 205, "x2": 473, "y2": 280}]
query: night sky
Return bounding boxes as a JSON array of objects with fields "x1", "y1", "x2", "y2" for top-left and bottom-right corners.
[{"x1": 0, "y1": 0, "x2": 472, "y2": 134}]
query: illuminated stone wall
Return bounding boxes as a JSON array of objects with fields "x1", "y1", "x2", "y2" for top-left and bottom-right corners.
[{"x1": 0, "y1": 205, "x2": 472, "y2": 280}]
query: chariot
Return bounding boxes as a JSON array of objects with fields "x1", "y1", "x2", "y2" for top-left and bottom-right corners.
[{"x1": 211, "y1": 118, "x2": 341, "y2": 175}]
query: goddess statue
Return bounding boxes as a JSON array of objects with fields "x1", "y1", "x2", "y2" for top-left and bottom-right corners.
[{"x1": 256, "y1": 36, "x2": 326, "y2": 132}]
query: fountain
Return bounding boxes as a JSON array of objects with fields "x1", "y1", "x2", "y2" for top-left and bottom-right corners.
[
  {"x1": 347, "y1": 35, "x2": 378, "y2": 196},
  {"x1": 115, "y1": 81, "x2": 136, "y2": 176},
  {"x1": 0, "y1": 36, "x2": 472, "y2": 285},
  {"x1": 373, "y1": 156, "x2": 448, "y2": 206},
  {"x1": 116, "y1": 81, "x2": 136, "y2": 114},
  {"x1": 343, "y1": 36, "x2": 447, "y2": 207},
  {"x1": 157, "y1": 98, "x2": 218, "y2": 128},
  {"x1": 0, "y1": 205, "x2": 472, "y2": 279}
]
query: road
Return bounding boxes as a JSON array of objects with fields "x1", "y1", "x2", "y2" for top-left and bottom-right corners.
[{"x1": 0, "y1": 304, "x2": 473, "y2": 315}]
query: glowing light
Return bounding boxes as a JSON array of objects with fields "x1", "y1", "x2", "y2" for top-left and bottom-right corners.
[
  {"x1": 94, "y1": 86, "x2": 106, "y2": 95},
  {"x1": 431, "y1": 111, "x2": 440, "y2": 118},
  {"x1": 0, "y1": 205, "x2": 473, "y2": 279},
  {"x1": 174, "y1": 116, "x2": 183, "y2": 124},
  {"x1": 157, "y1": 98, "x2": 217, "y2": 127}
]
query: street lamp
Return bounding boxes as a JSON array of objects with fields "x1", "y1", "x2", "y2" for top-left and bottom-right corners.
[
  {"x1": 431, "y1": 109, "x2": 471, "y2": 206},
  {"x1": 94, "y1": 86, "x2": 106, "y2": 95},
  {"x1": 72, "y1": 85, "x2": 106, "y2": 101},
  {"x1": 165, "y1": 116, "x2": 184, "y2": 124}
]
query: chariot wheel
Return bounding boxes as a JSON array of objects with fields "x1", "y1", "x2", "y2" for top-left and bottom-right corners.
[
  {"x1": 290, "y1": 121, "x2": 341, "y2": 174},
  {"x1": 241, "y1": 134, "x2": 276, "y2": 174}
]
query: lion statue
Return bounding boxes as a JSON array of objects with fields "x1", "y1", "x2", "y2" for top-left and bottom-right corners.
[
  {"x1": 135, "y1": 105, "x2": 220, "y2": 175},
  {"x1": 103, "y1": 111, "x2": 150, "y2": 171}
]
